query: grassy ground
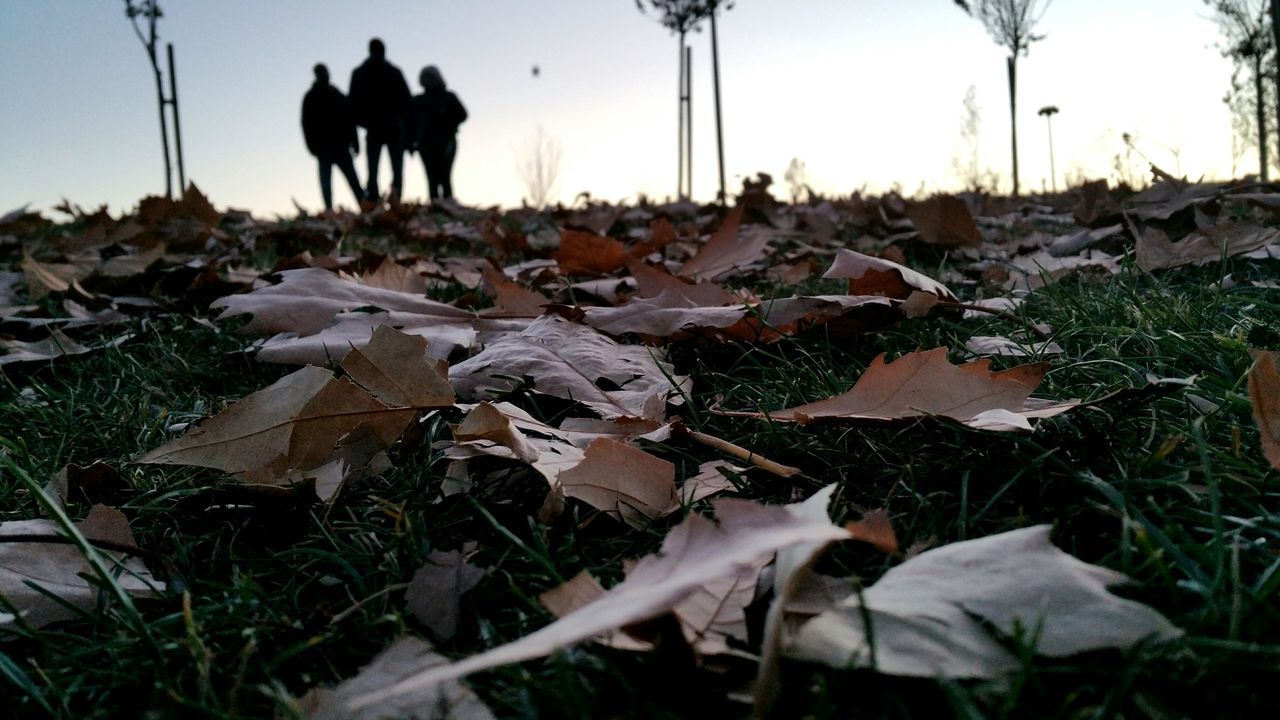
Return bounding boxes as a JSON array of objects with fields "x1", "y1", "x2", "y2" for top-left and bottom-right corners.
[{"x1": 2, "y1": 208, "x2": 1279, "y2": 718}]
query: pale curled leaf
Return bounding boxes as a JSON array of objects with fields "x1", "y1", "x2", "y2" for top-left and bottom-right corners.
[
  {"x1": 787, "y1": 526, "x2": 1181, "y2": 678},
  {"x1": 449, "y1": 315, "x2": 690, "y2": 420},
  {"x1": 301, "y1": 637, "x2": 495, "y2": 720},
  {"x1": 1136, "y1": 224, "x2": 1279, "y2": 272},
  {"x1": 1, "y1": 507, "x2": 162, "y2": 628},
  {"x1": 347, "y1": 489, "x2": 850, "y2": 711},
  {"x1": 822, "y1": 248, "x2": 957, "y2": 301}
]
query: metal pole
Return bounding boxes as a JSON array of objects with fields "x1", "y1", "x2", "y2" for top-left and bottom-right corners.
[
  {"x1": 167, "y1": 43, "x2": 187, "y2": 197},
  {"x1": 1007, "y1": 55, "x2": 1019, "y2": 197},
  {"x1": 710, "y1": 8, "x2": 726, "y2": 205},
  {"x1": 1045, "y1": 114, "x2": 1056, "y2": 193},
  {"x1": 677, "y1": 32, "x2": 685, "y2": 199},
  {"x1": 685, "y1": 44, "x2": 692, "y2": 200}
]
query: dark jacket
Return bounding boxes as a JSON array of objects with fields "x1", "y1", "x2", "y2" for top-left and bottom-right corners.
[
  {"x1": 301, "y1": 81, "x2": 358, "y2": 160},
  {"x1": 349, "y1": 57, "x2": 411, "y2": 133},
  {"x1": 410, "y1": 89, "x2": 467, "y2": 153}
]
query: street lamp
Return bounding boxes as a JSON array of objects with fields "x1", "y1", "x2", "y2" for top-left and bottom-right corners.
[{"x1": 1038, "y1": 105, "x2": 1059, "y2": 193}]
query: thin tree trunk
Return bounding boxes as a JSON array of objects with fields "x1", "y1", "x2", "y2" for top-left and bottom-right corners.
[
  {"x1": 168, "y1": 43, "x2": 186, "y2": 197},
  {"x1": 677, "y1": 31, "x2": 685, "y2": 199},
  {"x1": 1007, "y1": 55, "x2": 1019, "y2": 197},
  {"x1": 710, "y1": 8, "x2": 726, "y2": 205},
  {"x1": 1273, "y1": 0, "x2": 1280, "y2": 176},
  {"x1": 1258, "y1": 52, "x2": 1269, "y2": 183},
  {"x1": 149, "y1": 45, "x2": 173, "y2": 199}
]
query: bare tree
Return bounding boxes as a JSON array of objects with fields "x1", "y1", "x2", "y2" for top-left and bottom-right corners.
[
  {"x1": 518, "y1": 126, "x2": 563, "y2": 209},
  {"x1": 954, "y1": 0, "x2": 1052, "y2": 197},
  {"x1": 124, "y1": 0, "x2": 174, "y2": 198},
  {"x1": 950, "y1": 85, "x2": 998, "y2": 191},
  {"x1": 1205, "y1": 0, "x2": 1274, "y2": 181}
]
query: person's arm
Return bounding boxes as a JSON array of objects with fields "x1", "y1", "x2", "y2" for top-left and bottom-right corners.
[{"x1": 301, "y1": 94, "x2": 320, "y2": 156}]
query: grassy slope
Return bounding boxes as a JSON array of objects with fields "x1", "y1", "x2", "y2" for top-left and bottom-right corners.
[{"x1": 1, "y1": 215, "x2": 1279, "y2": 719}]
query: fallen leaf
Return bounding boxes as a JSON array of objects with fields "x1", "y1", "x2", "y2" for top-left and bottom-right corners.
[
  {"x1": 406, "y1": 545, "x2": 486, "y2": 640},
  {"x1": 135, "y1": 365, "x2": 415, "y2": 482},
  {"x1": 678, "y1": 206, "x2": 769, "y2": 281},
  {"x1": 723, "y1": 348, "x2": 1078, "y2": 431},
  {"x1": 678, "y1": 460, "x2": 743, "y2": 505},
  {"x1": 822, "y1": 249, "x2": 957, "y2": 301},
  {"x1": 0, "y1": 507, "x2": 161, "y2": 628},
  {"x1": 1248, "y1": 350, "x2": 1280, "y2": 470},
  {"x1": 557, "y1": 437, "x2": 677, "y2": 528},
  {"x1": 906, "y1": 195, "x2": 981, "y2": 247},
  {"x1": 340, "y1": 326, "x2": 454, "y2": 408},
  {"x1": 0, "y1": 327, "x2": 93, "y2": 366},
  {"x1": 964, "y1": 335, "x2": 1064, "y2": 357},
  {"x1": 1135, "y1": 224, "x2": 1279, "y2": 272},
  {"x1": 345, "y1": 488, "x2": 851, "y2": 710},
  {"x1": 845, "y1": 509, "x2": 899, "y2": 555},
  {"x1": 300, "y1": 637, "x2": 495, "y2": 720},
  {"x1": 449, "y1": 315, "x2": 690, "y2": 420},
  {"x1": 787, "y1": 525, "x2": 1181, "y2": 678},
  {"x1": 555, "y1": 230, "x2": 628, "y2": 275}
]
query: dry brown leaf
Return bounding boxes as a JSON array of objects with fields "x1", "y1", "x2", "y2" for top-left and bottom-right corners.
[
  {"x1": 846, "y1": 509, "x2": 899, "y2": 555},
  {"x1": 787, "y1": 526, "x2": 1181, "y2": 679},
  {"x1": 723, "y1": 347, "x2": 1078, "y2": 431},
  {"x1": 555, "y1": 229, "x2": 628, "y2": 275},
  {"x1": 678, "y1": 460, "x2": 743, "y2": 505},
  {"x1": 406, "y1": 545, "x2": 485, "y2": 641},
  {"x1": 678, "y1": 206, "x2": 769, "y2": 281},
  {"x1": 300, "y1": 637, "x2": 495, "y2": 720},
  {"x1": 1, "y1": 506, "x2": 161, "y2": 628},
  {"x1": 557, "y1": 437, "x2": 677, "y2": 528},
  {"x1": 478, "y1": 265, "x2": 549, "y2": 317},
  {"x1": 21, "y1": 250, "x2": 93, "y2": 299},
  {"x1": 822, "y1": 248, "x2": 957, "y2": 301},
  {"x1": 0, "y1": 327, "x2": 94, "y2": 366},
  {"x1": 353, "y1": 258, "x2": 430, "y2": 294},
  {"x1": 626, "y1": 256, "x2": 737, "y2": 306},
  {"x1": 341, "y1": 326, "x2": 454, "y2": 408},
  {"x1": 135, "y1": 365, "x2": 414, "y2": 482},
  {"x1": 906, "y1": 195, "x2": 981, "y2": 247},
  {"x1": 1248, "y1": 349, "x2": 1280, "y2": 470},
  {"x1": 448, "y1": 315, "x2": 690, "y2": 420},
  {"x1": 1135, "y1": 223, "x2": 1279, "y2": 272},
  {"x1": 582, "y1": 290, "x2": 750, "y2": 338},
  {"x1": 345, "y1": 488, "x2": 850, "y2": 711}
]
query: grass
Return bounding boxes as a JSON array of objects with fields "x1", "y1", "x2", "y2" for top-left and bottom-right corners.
[{"x1": 1, "y1": 210, "x2": 1279, "y2": 718}]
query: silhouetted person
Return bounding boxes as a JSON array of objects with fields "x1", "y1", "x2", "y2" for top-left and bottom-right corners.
[
  {"x1": 410, "y1": 66, "x2": 468, "y2": 202},
  {"x1": 301, "y1": 64, "x2": 362, "y2": 212},
  {"x1": 349, "y1": 38, "x2": 410, "y2": 203}
]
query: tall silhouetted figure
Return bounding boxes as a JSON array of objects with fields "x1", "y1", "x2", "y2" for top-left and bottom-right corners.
[
  {"x1": 410, "y1": 65, "x2": 468, "y2": 202},
  {"x1": 301, "y1": 64, "x2": 362, "y2": 212},
  {"x1": 349, "y1": 38, "x2": 410, "y2": 204}
]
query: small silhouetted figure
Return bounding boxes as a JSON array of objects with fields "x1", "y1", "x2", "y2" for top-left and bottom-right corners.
[
  {"x1": 349, "y1": 38, "x2": 411, "y2": 203},
  {"x1": 410, "y1": 65, "x2": 468, "y2": 201},
  {"x1": 301, "y1": 64, "x2": 362, "y2": 211}
]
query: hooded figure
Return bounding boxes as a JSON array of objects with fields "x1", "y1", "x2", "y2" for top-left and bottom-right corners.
[
  {"x1": 301, "y1": 63, "x2": 362, "y2": 211},
  {"x1": 348, "y1": 38, "x2": 411, "y2": 203},
  {"x1": 409, "y1": 65, "x2": 468, "y2": 201}
]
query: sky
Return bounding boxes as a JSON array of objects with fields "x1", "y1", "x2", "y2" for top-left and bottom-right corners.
[{"x1": 0, "y1": 1, "x2": 1245, "y2": 217}]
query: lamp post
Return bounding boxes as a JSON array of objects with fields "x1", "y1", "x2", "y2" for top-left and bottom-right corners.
[{"x1": 1038, "y1": 105, "x2": 1059, "y2": 193}]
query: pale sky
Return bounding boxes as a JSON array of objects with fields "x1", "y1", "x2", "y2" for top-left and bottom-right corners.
[{"x1": 0, "y1": 1, "x2": 1243, "y2": 216}]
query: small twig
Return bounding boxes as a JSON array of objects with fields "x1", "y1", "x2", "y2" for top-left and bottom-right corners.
[
  {"x1": 678, "y1": 426, "x2": 801, "y2": 478},
  {"x1": 933, "y1": 300, "x2": 1053, "y2": 341}
]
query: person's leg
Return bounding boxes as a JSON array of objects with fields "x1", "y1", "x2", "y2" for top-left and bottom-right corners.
[
  {"x1": 388, "y1": 131, "x2": 405, "y2": 203},
  {"x1": 365, "y1": 130, "x2": 382, "y2": 200},
  {"x1": 318, "y1": 158, "x2": 334, "y2": 211},
  {"x1": 337, "y1": 153, "x2": 363, "y2": 208},
  {"x1": 441, "y1": 139, "x2": 457, "y2": 199},
  {"x1": 422, "y1": 154, "x2": 438, "y2": 201}
]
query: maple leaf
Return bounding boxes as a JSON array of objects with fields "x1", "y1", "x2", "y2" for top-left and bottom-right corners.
[
  {"x1": 721, "y1": 348, "x2": 1079, "y2": 431},
  {"x1": 557, "y1": 437, "x2": 677, "y2": 528},
  {"x1": 340, "y1": 326, "x2": 454, "y2": 409},
  {"x1": 135, "y1": 365, "x2": 415, "y2": 483},
  {"x1": 1248, "y1": 350, "x2": 1280, "y2": 470},
  {"x1": 449, "y1": 315, "x2": 690, "y2": 420},
  {"x1": 299, "y1": 637, "x2": 495, "y2": 720},
  {"x1": 344, "y1": 488, "x2": 850, "y2": 711},
  {"x1": 1, "y1": 505, "x2": 162, "y2": 628},
  {"x1": 787, "y1": 525, "x2": 1181, "y2": 678}
]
